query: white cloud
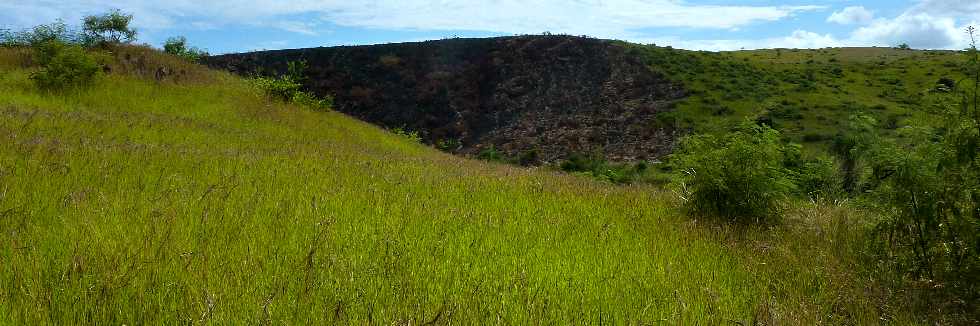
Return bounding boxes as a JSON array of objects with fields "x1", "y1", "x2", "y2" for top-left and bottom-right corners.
[
  {"x1": 0, "y1": 0, "x2": 821, "y2": 39},
  {"x1": 827, "y1": 6, "x2": 874, "y2": 25},
  {"x1": 270, "y1": 21, "x2": 319, "y2": 36},
  {"x1": 842, "y1": 0, "x2": 979, "y2": 49},
  {"x1": 646, "y1": 30, "x2": 842, "y2": 51},
  {"x1": 316, "y1": 2, "x2": 822, "y2": 34},
  {"x1": 668, "y1": 0, "x2": 980, "y2": 51},
  {"x1": 909, "y1": 0, "x2": 980, "y2": 21},
  {"x1": 851, "y1": 13, "x2": 967, "y2": 49}
]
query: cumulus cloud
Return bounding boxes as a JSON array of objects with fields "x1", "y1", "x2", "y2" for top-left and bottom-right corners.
[
  {"x1": 910, "y1": 0, "x2": 980, "y2": 21},
  {"x1": 646, "y1": 30, "x2": 841, "y2": 51},
  {"x1": 672, "y1": 0, "x2": 978, "y2": 51},
  {"x1": 827, "y1": 6, "x2": 874, "y2": 25},
  {"x1": 851, "y1": 13, "x2": 966, "y2": 49},
  {"x1": 0, "y1": 0, "x2": 821, "y2": 38},
  {"x1": 844, "y1": 0, "x2": 979, "y2": 49},
  {"x1": 317, "y1": 1, "x2": 821, "y2": 34}
]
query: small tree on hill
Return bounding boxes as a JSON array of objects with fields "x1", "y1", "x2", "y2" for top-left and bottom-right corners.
[
  {"x1": 163, "y1": 36, "x2": 209, "y2": 62},
  {"x1": 82, "y1": 10, "x2": 137, "y2": 45}
]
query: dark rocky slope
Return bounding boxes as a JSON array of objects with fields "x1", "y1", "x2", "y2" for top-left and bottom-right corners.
[{"x1": 205, "y1": 35, "x2": 685, "y2": 163}]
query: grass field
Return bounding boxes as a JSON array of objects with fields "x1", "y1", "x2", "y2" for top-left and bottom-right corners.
[{"x1": 0, "y1": 47, "x2": 950, "y2": 324}]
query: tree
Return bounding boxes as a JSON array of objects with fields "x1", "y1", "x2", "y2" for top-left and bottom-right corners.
[
  {"x1": 163, "y1": 36, "x2": 208, "y2": 62},
  {"x1": 0, "y1": 20, "x2": 79, "y2": 47},
  {"x1": 82, "y1": 10, "x2": 137, "y2": 45}
]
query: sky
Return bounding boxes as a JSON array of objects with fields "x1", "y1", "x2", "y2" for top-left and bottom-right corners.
[{"x1": 1, "y1": 0, "x2": 978, "y2": 54}]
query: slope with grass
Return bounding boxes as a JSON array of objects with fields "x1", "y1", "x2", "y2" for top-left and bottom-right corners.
[
  {"x1": 0, "y1": 47, "x2": 937, "y2": 324},
  {"x1": 635, "y1": 46, "x2": 968, "y2": 149}
]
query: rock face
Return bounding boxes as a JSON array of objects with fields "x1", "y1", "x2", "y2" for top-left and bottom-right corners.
[{"x1": 205, "y1": 35, "x2": 685, "y2": 163}]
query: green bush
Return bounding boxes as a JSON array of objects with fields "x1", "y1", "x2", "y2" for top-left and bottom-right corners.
[
  {"x1": 249, "y1": 60, "x2": 332, "y2": 111},
  {"x1": 517, "y1": 149, "x2": 539, "y2": 166},
  {"x1": 1, "y1": 20, "x2": 87, "y2": 48},
  {"x1": 291, "y1": 91, "x2": 333, "y2": 112},
  {"x1": 670, "y1": 123, "x2": 796, "y2": 223},
  {"x1": 477, "y1": 145, "x2": 505, "y2": 162},
  {"x1": 559, "y1": 153, "x2": 643, "y2": 184},
  {"x1": 251, "y1": 75, "x2": 302, "y2": 102},
  {"x1": 796, "y1": 156, "x2": 843, "y2": 200},
  {"x1": 162, "y1": 36, "x2": 208, "y2": 62},
  {"x1": 30, "y1": 40, "x2": 101, "y2": 91},
  {"x1": 864, "y1": 30, "x2": 980, "y2": 298},
  {"x1": 391, "y1": 127, "x2": 422, "y2": 143},
  {"x1": 436, "y1": 138, "x2": 461, "y2": 152}
]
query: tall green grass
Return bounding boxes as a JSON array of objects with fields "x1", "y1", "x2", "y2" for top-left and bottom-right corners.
[{"x1": 0, "y1": 49, "x2": 926, "y2": 324}]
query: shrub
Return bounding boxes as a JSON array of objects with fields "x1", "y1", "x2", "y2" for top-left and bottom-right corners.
[
  {"x1": 795, "y1": 156, "x2": 843, "y2": 200},
  {"x1": 559, "y1": 153, "x2": 645, "y2": 184},
  {"x1": 291, "y1": 91, "x2": 333, "y2": 112},
  {"x1": 864, "y1": 27, "x2": 980, "y2": 300},
  {"x1": 286, "y1": 60, "x2": 308, "y2": 83},
  {"x1": 251, "y1": 75, "x2": 302, "y2": 102},
  {"x1": 517, "y1": 149, "x2": 539, "y2": 166},
  {"x1": 248, "y1": 60, "x2": 332, "y2": 111},
  {"x1": 30, "y1": 40, "x2": 101, "y2": 91},
  {"x1": 802, "y1": 133, "x2": 829, "y2": 142},
  {"x1": 1, "y1": 20, "x2": 82, "y2": 48},
  {"x1": 82, "y1": 10, "x2": 137, "y2": 45},
  {"x1": 162, "y1": 36, "x2": 208, "y2": 62},
  {"x1": 560, "y1": 153, "x2": 604, "y2": 173},
  {"x1": 670, "y1": 123, "x2": 796, "y2": 223},
  {"x1": 436, "y1": 138, "x2": 461, "y2": 152},
  {"x1": 391, "y1": 127, "x2": 422, "y2": 143},
  {"x1": 477, "y1": 145, "x2": 505, "y2": 162}
]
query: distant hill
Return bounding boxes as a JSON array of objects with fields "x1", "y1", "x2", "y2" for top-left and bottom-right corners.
[
  {"x1": 207, "y1": 37, "x2": 969, "y2": 162},
  {"x1": 205, "y1": 36, "x2": 685, "y2": 163}
]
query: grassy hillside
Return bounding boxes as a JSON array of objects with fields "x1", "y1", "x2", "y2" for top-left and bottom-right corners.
[
  {"x1": 634, "y1": 45, "x2": 968, "y2": 151},
  {"x1": 0, "y1": 47, "x2": 950, "y2": 324}
]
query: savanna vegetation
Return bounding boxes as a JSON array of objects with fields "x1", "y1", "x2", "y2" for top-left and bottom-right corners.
[{"x1": 0, "y1": 13, "x2": 977, "y2": 324}]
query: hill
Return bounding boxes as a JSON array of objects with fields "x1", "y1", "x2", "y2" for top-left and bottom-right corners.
[
  {"x1": 205, "y1": 36, "x2": 685, "y2": 163},
  {"x1": 208, "y1": 37, "x2": 969, "y2": 163},
  {"x1": 0, "y1": 46, "x2": 940, "y2": 323},
  {"x1": 636, "y1": 46, "x2": 967, "y2": 148}
]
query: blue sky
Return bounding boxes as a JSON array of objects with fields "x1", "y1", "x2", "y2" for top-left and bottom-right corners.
[{"x1": 2, "y1": 0, "x2": 978, "y2": 54}]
